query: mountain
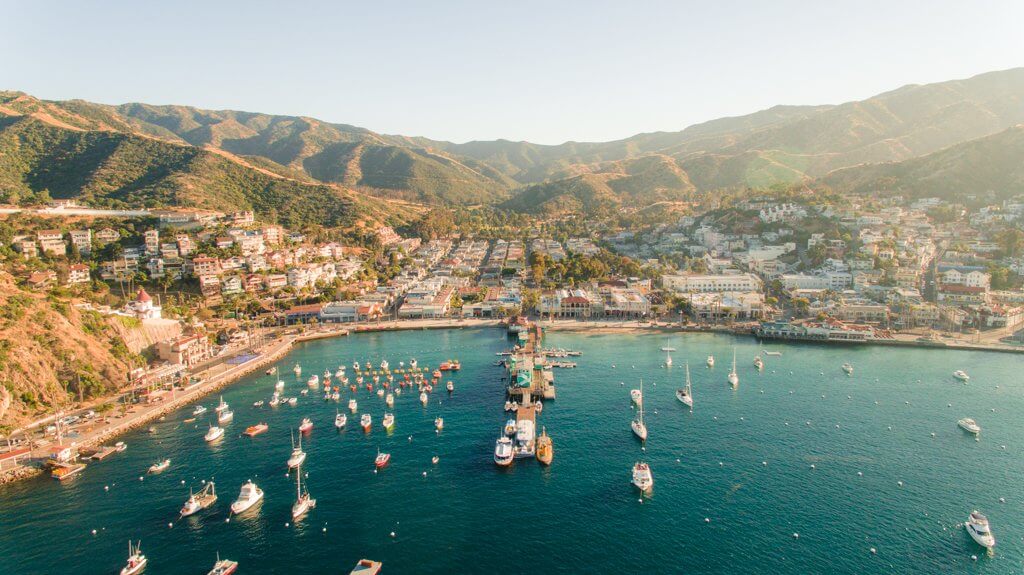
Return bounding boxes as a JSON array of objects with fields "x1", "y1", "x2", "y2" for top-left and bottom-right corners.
[{"x1": 819, "y1": 125, "x2": 1024, "y2": 199}]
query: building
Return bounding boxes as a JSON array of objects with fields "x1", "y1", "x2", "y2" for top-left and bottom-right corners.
[
  {"x1": 157, "y1": 334, "x2": 214, "y2": 367},
  {"x1": 69, "y1": 229, "x2": 92, "y2": 255},
  {"x1": 125, "y1": 288, "x2": 162, "y2": 320},
  {"x1": 192, "y1": 256, "x2": 221, "y2": 277},
  {"x1": 688, "y1": 291, "x2": 765, "y2": 321},
  {"x1": 144, "y1": 230, "x2": 160, "y2": 256},
  {"x1": 66, "y1": 264, "x2": 90, "y2": 285},
  {"x1": 663, "y1": 273, "x2": 762, "y2": 293},
  {"x1": 26, "y1": 270, "x2": 57, "y2": 290},
  {"x1": 320, "y1": 301, "x2": 384, "y2": 323},
  {"x1": 37, "y1": 230, "x2": 66, "y2": 256}
]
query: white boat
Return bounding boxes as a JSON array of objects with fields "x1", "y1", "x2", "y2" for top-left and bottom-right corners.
[
  {"x1": 376, "y1": 388, "x2": 385, "y2": 398},
  {"x1": 269, "y1": 394, "x2": 281, "y2": 407},
  {"x1": 631, "y1": 380, "x2": 648, "y2": 440},
  {"x1": 706, "y1": 355, "x2": 715, "y2": 367},
  {"x1": 446, "y1": 381, "x2": 454, "y2": 393},
  {"x1": 380, "y1": 360, "x2": 389, "y2": 371},
  {"x1": 349, "y1": 398, "x2": 358, "y2": 412},
  {"x1": 754, "y1": 355, "x2": 764, "y2": 370},
  {"x1": 335, "y1": 410, "x2": 347, "y2": 429},
  {"x1": 353, "y1": 361, "x2": 361, "y2": 371},
  {"x1": 293, "y1": 364, "x2": 302, "y2": 376},
  {"x1": 119, "y1": 540, "x2": 147, "y2": 575},
  {"x1": 192, "y1": 405, "x2": 207, "y2": 416},
  {"x1": 966, "y1": 511, "x2": 996, "y2": 548},
  {"x1": 204, "y1": 425, "x2": 224, "y2": 442},
  {"x1": 291, "y1": 463, "x2": 316, "y2": 519},
  {"x1": 115, "y1": 441, "x2": 127, "y2": 452},
  {"x1": 494, "y1": 436, "x2": 514, "y2": 466},
  {"x1": 253, "y1": 400, "x2": 264, "y2": 407},
  {"x1": 214, "y1": 396, "x2": 229, "y2": 413},
  {"x1": 535, "y1": 400, "x2": 543, "y2": 414},
  {"x1": 676, "y1": 362, "x2": 694, "y2": 408},
  {"x1": 410, "y1": 358, "x2": 418, "y2": 369},
  {"x1": 307, "y1": 375, "x2": 319, "y2": 388},
  {"x1": 287, "y1": 397, "x2": 297, "y2": 406},
  {"x1": 435, "y1": 417, "x2": 444, "y2": 431},
  {"x1": 298, "y1": 417, "x2": 313, "y2": 433},
  {"x1": 664, "y1": 348, "x2": 673, "y2": 367},
  {"x1": 385, "y1": 393, "x2": 394, "y2": 408},
  {"x1": 275, "y1": 380, "x2": 285, "y2": 390},
  {"x1": 842, "y1": 362, "x2": 854, "y2": 375},
  {"x1": 953, "y1": 370, "x2": 970, "y2": 382},
  {"x1": 335, "y1": 369, "x2": 345, "y2": 379},
  {"x1": 217, "y1": 409, "x2": 233, "y2": 424},
  {"x1": 419, "y1": 391, "x2": 429, "y2": 406},
  {"x1": 287, "y1": 432, "x2": 306, "y2": 469},
  {"x1": 206, "y1": 554, "x2": 238, "y2": 575},
  {"x1": 148, "y1": 459, "x2": 170, "y2": 473},
  {"x1": 382, "y1": 412, "x2": 395, "y2": 431},
  {"x1": 763, "y1": 350, "x2": 782, "y2": 357},
  {"x1": 728, "y1": 348, "x2": 739, "y2": 387},
  {"x1": 504, "y1": 400, "x2": 513, "y2": 412},
  {"x1": 230, "y1": 480, "x2": 264, "y2": 515},
  {"x1": 632, "y1": 461, "x2": 653, "y2": 493},
  {"x1": 180, "y1": 481, "x2": 217, "y2": 517},
  {"x1": 360, "y1": 413, "x2": 372, "y2": 432},
  {"x1": 630, "y1": 388, "x2": 642, "y2": 404},
  {"x1": 958, "y1": 417, "x2": 981, "y2": 434}
]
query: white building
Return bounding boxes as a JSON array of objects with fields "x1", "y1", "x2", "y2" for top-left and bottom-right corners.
[{"x1": 662, "y1": 273, "x2": 762, "y2": 293}]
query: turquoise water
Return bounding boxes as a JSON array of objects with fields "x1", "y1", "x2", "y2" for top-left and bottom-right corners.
[{"x1": 2, "y1": 328, "x2": 1024, "y2": 574}]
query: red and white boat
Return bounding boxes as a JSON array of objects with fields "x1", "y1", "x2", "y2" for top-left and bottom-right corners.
[
  {"x1": 374, "y1": 450, "x2": 390, "y2": 469},
  {"x1": 206, "y1": 554, "x2": 238, "y2": 575},
  {"x1": 243, "y1": 423, "x2": 268, "y2": 437},
  {"x1": 298, "y1": 418, "x2": 313, "y2": 433},
  {"x1": 439, "y1": 360, "x2": 461, "y2": 371}
]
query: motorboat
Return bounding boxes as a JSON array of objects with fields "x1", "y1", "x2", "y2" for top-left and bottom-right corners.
[
  {"x1": 380, "y1": 360, "x2": 389, "y2": 371},
  {"x1": 382, "y1": 413, "x2": 395, "y2": 431},
  {"x1": 206, "y1": 554, "x2": 238, "y2": 575},
  {"x1": 446, "y1": 381, "x2": 454, "y2": 393},
  {"x1": 217, "y1": 409, "x2": 233, "y2": 424},
  {"x1": 410, "y1": 358, "x2": 418, "y2": 369},
  {"x1": 293, "y1": 364, "x2": 302, "y2": 376},
  {"x1": 252, "y1": 400, "x2": 264, "y2": 407},
  {"x1": 375, "y1": 450, "x2": 391, "y2": 469},
  {"x1": 335, "y1": 369, "x2": 345, "y2": 379},
  {"x1": 419, "y1": 391, "x2": 429, "y2": 406},
  {"x1": 966, "y1": 511, "x2": 996, "y2": 548},
  {"x1": 230, "y1": 480, "x2": 264, "y2": 515},
  {"x1": 385, "y1": 393, "x2": 394, "y2": 408},
  {"x1": 323, "y1": 368, "x2": 331, "y2": 379},
  {"x1": 728, "y1": 348, "x2": 739, "y2": 387},
  {"x1": 953, "y1": 370, "x2": 970, "y2": 382},
  {"x1": 307, "y1": 375, "x2": 319, "y2": 388},
  {"x1": 266, "y1": 367, "x2": 277, "y2": 376},
  {"x1": 269, "y1": 394, "x2": 281, "y2": 407},
  {"x1": 214, "y1": 396, "x2": 229, "y2": 413},
  {"x1": 676, "y1": 362, "x2": 694, "y2": 408},
  {"x1": 504, "y1": 400, "x2": 513, "y2": 412},
  {"x1": 536, "y1": 427, "x2": 553, "y2": 465},
  {"x1": 119, "y1": 541, "x2": 147, "y2": 575},
  {"x1": 435, "y1": 417, "x2": 444, "y2": 431},
  {"x1": 298, "y1": 418, "x2": 313, "y2": 433},
  {"x1": 361, "y1": 413, "x2": 372, "y2": 432},
  {"x1": 335, "y1": 410, "x2": 347, "y2": 429},
  {"x1": 353, "y1": 361, "x2": 361, "y2": 371},
  {"x1": 432, "y1": 369, "x2": 442, "y2": 379},
  {"x1": 291, "y1": 464, "x2": 316, "y2": 519},
  {"x1": 287, "y1": 433, "x2": 306, "y2": 469},
  {"x1": 275, "y1": 380, "x2": 285, "y2": 390},
  {"x1": 630, "y1": 388, "x2": 642, "y2": 404},
  {"x1": 535, "y1": 400, "x2": 543, "y2": 414},
  {"x1": 376, "y1": 388, "x2": 384, "y2": 398},
  {"x1": 204, "y1": 425, "x2": 224, "y2": 442},
  {"x1": 631, "y1": 461, "x2": 653, "y2": 493},
  {"x1": 842, "y1": 362, "x2": 854, "y2": 375},
  {"x1": 631, "y1": 380, "x2": 648, "y2": 440},
  {"x1": 494, "y1": 436, "x2": 514, "y2": 466},
  {"x1": 958, "y1": 417, "x2": 981, "y2": 434},
  {"x1": 180, "y1": 481, "x2": 217, "y2": 517},
  {"x1": 504, "y1": 419, "x2": 517, "y2": 437},
  {"x1": 148, "y1": 459, "x2": 170, "y2": 474},
  {"x1": 115, "y1": 441, "x2": 127, "y2": 452},
  {"x1": 754, "y1": 355, "x2": 764, "y2": 370},
  {"x1": 706, "y1": 355, "x2": 715, "y2": 367},
  {"x1": 243, "y1": 423, "x2": 268, "y2": 437},
  {"x1": 192, "y1": 405, "x2": 208, "y2": 416},
  {"x1": 287, "y1": 397, "x2": 298, "y2": 406},
  {"x1": 349, "y1": 398, "x2": 358, "y2": 412}
]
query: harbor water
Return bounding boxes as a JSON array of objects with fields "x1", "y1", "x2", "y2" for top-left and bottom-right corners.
[{"x1": 2, "y1": 327, "x2": 1023, "y2": 574}]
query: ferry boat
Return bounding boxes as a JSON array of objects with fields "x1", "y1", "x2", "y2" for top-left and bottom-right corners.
[
  {"x1": 217, "y1": 409, "x2": 233, "y2": 424},
  {"x1": 335, "y1": 410, "x2": 347, "y2": 429},
  {"x1": 631, "y1": 461, "x2": 653, "y2": 493},
  {"x1": 382, "y1": 413, "x2": 395, "y2": 431},
  {"x1": 706, "y1": 355, "x2": 715, "y2": 367},
  {"x1": 193, "y1": 405, "x2": 208, "y2": 416},
  {"x1": 205, "y1": 425, "x2": 225, "y2": 442},
  {"x1": 287, "y1": 433, "x2": 306, "y2": 469},
  {"x1": 419, "y1": 391, "x2": 429, "y2": 406},
  {"x1": 307, "y1": 375, "x2": 320, "y2": 388},
  {"x1": 504, "y1": 419, "x2": 517, "y2": 437},
  {"x1": 148, "y1": 459, "x2": 170, "y2": 474},
  {"x1": 966, "y1": 511, "x2": 996, "y2": 548},
  {"x1": 842, "y1": 362, "x2": 854, "y2": 375},
  {"x1": 298, "y1": 418, "x2": 313, "y2": 433},
  {"x1": 243, "y1": 423, "x2": 268, "y2": 437},
  {"x1": 206, "y1": 554, "x2": 238, "y2": 575},
  {"x1": 958, "y1": 417, "x2": 981, "y2": 434},
  {"x1": 536, "y1": 427, "x2": 553, "y2": 465},
  {"x1": 728, "y1": 348, "x2": 739, "y2": 388},
  {"x1": 385, "y1": 392, "x2": 394, "y2": 408},
  {"x1": 215, "y1": 396, "x2": 229, "y2": 413},
  {"x1": 348, "y1": 398, "x2": 358, "y2": 412},
  {"x1": 291, "y1": 464, "x2": 316, "y2": 519},
  {"x1": 446, "y1": 381, "x2": 454, "y2": 393},
  {"x1": 230, "y1": 480, "x2": 264, "y2": 515},
  {"x1": 180, "y1": 482, "x2": 217, "y2": 517},
  {"x1": 435, "y1": 417, "x2": 444, "y2": 431},
  {"x1": 953, "y1": 370, "x2": 970, "y2": 382},
  {"x1": 375, "y1": 450, "x2": 390, "y2": 469},
  {"x1": 119, "y1": 541, "x2": 147, "y2": 575},
  {"x1": 494, "y1": 436, "x2": 514, "y2": 467},
  {"x1": 676, "y1": 363, "x2": 694, "y2": 409},
  {"x1": 360, "y1": 413, "x2": 372, "y2": 432}
]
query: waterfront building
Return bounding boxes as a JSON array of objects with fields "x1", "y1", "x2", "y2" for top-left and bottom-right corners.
[
  {"x1": 157, "y1": 333, "x2": 214, "y2": 366},
  {"x1": 662, "y1": 272, "x2": 762, "y2": 293}
]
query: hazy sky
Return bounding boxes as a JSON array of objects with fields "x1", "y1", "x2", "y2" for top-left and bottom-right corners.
[{"x1": 4, "y1": 1, "x2": 1022, "y2": 144}]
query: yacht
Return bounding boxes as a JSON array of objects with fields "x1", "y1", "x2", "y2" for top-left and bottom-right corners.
[
  {"x1": 204, "y1": 425, "x2": 224, "y2": 442},
  {"x1": 953, "y1": 370, "x2": 970, "y2": 382},
  {"x1": 192, "y1": 405, "x2": 208, "y2": 416},
  {"x1": 298, "y1": 418, "x2": 313, "y2": 433},
  {"x1": 727, "y1": 348, "x2": 739, "y2": 387},
  {"x1": 419, "y1": 391, "x2": 429, "y2": 406},
  {"x1": 375, "y1": 450, "x2": 391, "y2": 469},
  {"x1": 754, "y1": 355, "x2": 764, "y2": 370},
  {"x1": 335, "y1": 410, "x2": 347, "y2": 429},
  {"x1": 966, "y1": 511, "x2": 996, "y2": 548},
  {"x1": 676, "y1": 362, "x2": 694, "y2": 408},
  {"x1": 287, "y1": 433, "x2": 306, "y2": 469},
  {"x1": 382, "y1": 412, "x2": 395, "y2": 431},
  {"x1": 631, "y1": 461, "x2": 653, "y2": 493},
  {"x1": 269, "y1": 393, "x2": 281, "y2": 407},
  {"x1": 435, "y1": 417, "x2": 444, "y2": 431},
  {"x1": 631, "y1": 380, "x2": 648, "y2": 440},
  {"x1": 291, "y1": 464, "x2": 316, "y2": 519},
  {"x1": 504, "y1": 419, "x2": 517, "y2": 437},
  {"x1": 348, "y1": 398, "x2": 358, "y2": 412},
  {"x1": 148, "y1": 459, "x2": 170, "y2": 474},
  {"x1": 360, "y1": 413, "x2": 372, "y2": 432},
  {"x1": 958, "y1": 417, "x2": 981, "y2": 434},
  {"x1": 536, "y1": 427, "x2": 553, "y2": 465},
  {"x1": 206, "y1": 554, "x2": 238, "y2": 575},
  {"x1": 706, "y1": 355, "x2": 715, "y2": 368},
  {"x1": 293, "y1": 364, "x2": 302, "y2": 376},
  {"x1": 494, "y1": 436, "x2": 514, "y2": 467},
  {"x1": 180, "y1": 482, "x2": 217, "y2": 517},
  {"x1": 119, "y1": 541, "x2": 147, "y2": 575},
  {"x1": 385, "y1": 392, "x2": 394, "y2": 408},
  {"x1": 842, "y1": 362, "x2": 854, "y2": 375},
  {"x1": 243, "y1": 423, "x2": 268, "y2": 437},
  {"x1": 217, "y1": 409, "x2": 233, "y2": 424},
  {"x1": 214, "y1": 396, "x2": 229, "y2": 413},
  {"x1": 230, "y1": 480, "x2": 264, "y2": 515}
]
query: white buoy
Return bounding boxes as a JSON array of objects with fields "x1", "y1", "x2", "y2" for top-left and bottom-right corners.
[
  {"x1": 168, "y1": 522, "x2": 173, "y2": 528},
  {"x1": 897, "y1": 481, "x2": 903, "y2": 487},
  {"x1": 638, "y1": 499, "x2": 643, "y2": 504},
  {"x1": 285, "y1": 522, "x2": 290, "y2": 527},
  {"x1": 104, "y1": 485, "x2": 109, "y2": 491},
  {"x1": 793, "y1": 533, "x2": 799, "y2": 539},
  {"x1": 92, "y1": 529, "x2": 97, "y2": 535},
  {"x1": 719, "y1": 462, "x2": 723, "y2": 466},
  {"x1": 676, "y1": 458, "x2": 681, "y2": 463},
  {"x1": 999, "y1": 497, "x2": 1006, "y2": 503},
  {"x1": 705, "y1": 518, "x2": 710, "y2": 523},
  {"x1": 857, "y1": 472, "x2": 863, "y2": 476},
  {"x1": 225, "y1": 518, "x2": 230, "y2": 523},
  {"x1": 180, "y1": 480, "x2": 185, "y2": 484},
  {"x1": 740, "y1": 417, "x2": 745, "y2": 421},
  {"x1": 713, "y1": 416, "x2": 718, "y2": 420},
  {"x1": 810, "y1": 464, "x2": 815, "y2": 469},
  {"x1": 138, "y1": 476, "x2": 143, "y2": 481},
  {"x1": 422, "y1": 472, "x2": 427, "y2": 477},
  {"x1": 971, "y1": 555, "x2": 977, "y2": 561},
  {"x1": 762, "y1": 461, "x2": 768, "y2": 466},
  {"x1": 930, "y1": 433, "x2": 935, "y2": 437},
  {"x1": 323, "y1": 527, "x2": 327, "y2": 532},
  {"x1": 870, "y1": 548, "x2": 876, "y2": 554},
  {"x1": 390, "y1": 531, "x2": 396, "y2": 538}
]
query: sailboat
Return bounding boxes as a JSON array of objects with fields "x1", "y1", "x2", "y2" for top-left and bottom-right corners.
[
  {"x1": 676, "y1": 362, "x2": 694, "y2": 409},
  {"x1": 631, "y1": 379, "x2": 648, "y2": 440},
  {"x1": 661, "y1": 340, "x2": 675, "y2": 366},
  {"x1": 728, "y1": 348, "x2": 739, "y2": 388},
  {"x1": 291, "y1": 463, "x2": 316, "y2": 519}
]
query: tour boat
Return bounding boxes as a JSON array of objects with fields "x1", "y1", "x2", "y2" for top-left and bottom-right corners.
[
  {"x1": 204, "y1": 425, "x2": 224, "y2": 442},
  {"x1": 206, "y1": 554, "x2": 238, "y2": 575},
  {"x1": 966, "y1": 511, "x2": 996, "y2": 548},
  {"x1": 244, "y1": 423, "x2": 268, "y2": 437},
  {"x1": 230, "y1": 480, "x2": 264, "y2": 515},
  {"x1": 349, "y1": 398, "x2": 358, "y2": 412},
  {"x1": 193, "y1": 405, "x2": 208, "y2": 416},
  {"x1": 361, "y1": 413, "x2": 372, "y2": 432},
  {"x1": 385, "y1": 393, "x2": 394, "y2": 408},
  {"x1": 494, "y1": 436, "x2": 514, "y2": 467},
  {"x1": 215, "y1": 396, "x2": 229, "y2": 413},
  {"x1": 958, "y1": 417, "x2": 981, "y2": 434},
  {"x1": 119, "y1": 541, "x2": 147, "y2": 575},
  {"x1": 382, "y1": 412, "x2": 395, "y2": 431},
  {"x1": 435, "y1": 417, "x2": 444, "y2": 431},
  {"x1": 298, "y1": 417, "x2": 313, "y2": 433},
  {"x1": 307, "y1": 375, "x2": 319, "y2": 388},
  {"x1": 631, "y1": 380, "x2": 648, "y2": 440},
  {"x1": 217, "y1": 409, "x2": 233, "y2": 424},
  {"x1": 728, "y1": 348, "x2": 739, "y2": 387},
  {"x1": 293, "y1": 364, "x2": 302, "y2": 376},
  {"x1": 335, "y1": 410, "x2": 347, "y2": 429},
  {"x1": 754, "y1": 355, "x2": 764, "y2": 370},
  {"x1": 375, "y1": 450, "x2": 391, "y2": 469},
  {"x1": 631, "y1": 461, "x2": 653, "y2": 493},
  {"x1": 148, "y1": 459, "x2": 170, "y2": 474},
  {"x1": 419, "y1": 391, "x2": 429, "y2": 406},
  {"x1": 842, "y1": 362, "x2": 854, "y2": 375},
  {"x1": 291, "y1": 464, "x2": 316, "y2": 519},
  {"x1": 630, "y1": 388, "x2": 642, "y2": 404},
  {"x1": 287, "y1": 432, "x2": 306, "y2": 469},
  {"x1": 676, "y1": 363, "x2": 694, "y2": 408},
  {"x1": 504, "y1": 419, "x2": 517, "y2": 437},
  {"x1": 953, "y1": 370, "x2": 970, "y2": 382},
  {"x1": 536, "y1": 427, "x2": 553, "y2": 465},
  {"x1": 180, "y1": 481, "x2": 217, "y2": 517}
]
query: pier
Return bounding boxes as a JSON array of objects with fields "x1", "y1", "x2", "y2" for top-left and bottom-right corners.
[{"x1": 500, "y1": 319, "x2": 560, "y2": 464}]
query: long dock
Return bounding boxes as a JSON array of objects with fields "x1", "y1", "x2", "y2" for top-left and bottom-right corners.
[{"x1": 500, "y1": 319, "x2": 561, "y2": 463}]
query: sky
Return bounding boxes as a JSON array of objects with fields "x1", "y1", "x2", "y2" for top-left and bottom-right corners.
[{"x1": 3, "y1": 0, "x2": 1023, "y2": 144}]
